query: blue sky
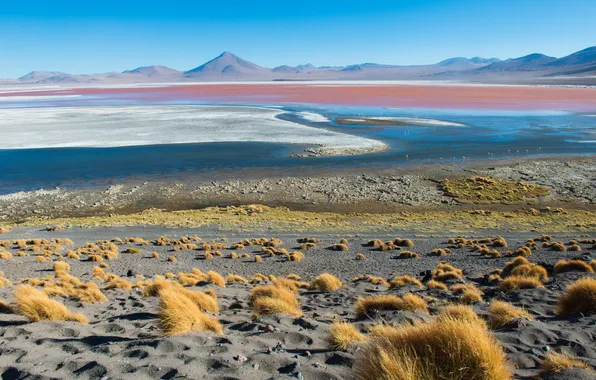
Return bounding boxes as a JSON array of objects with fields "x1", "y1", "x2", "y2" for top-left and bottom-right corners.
[{"x1": 0, "y1": 0, "x2": 594, "y2": 78}]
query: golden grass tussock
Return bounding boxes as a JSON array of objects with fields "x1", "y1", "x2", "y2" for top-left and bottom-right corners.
[
  {"x1": 0, "y1": 299, "x2": 13, "y2": 314},
  {"x1": 355, "y1": 294, "x2": 428, "y2": 318},
  {"x1": 0, "y1": 275, "x2": 13, "y2": 288},
  {"x1": 354, "y1": 316, "x2": 511, "y2": 380},
  {"x1": 501, "y1": 256, "x2": 548, "y2": 281},
  {"x1": 539, "y1": 351, "x2": 594, "y2": 376},
  {"x1": 310, "y1": 273, "x2": 342, "y2": 292},
  {"x1": 353, "y1": 275, "x2": 389, "y2": 287},
  {"x1": 398, "y1": 251, "x2": 419, "y2": 259},
  {"x1": 250, "y1": 285, "x2": 301, "y2": 317},
  {"x1": 289, "y1": 251, "x2": 305, "y2": 262},
  {"x1": 388, "y1": 275, "x2": 422, "y2": 289},
  {"x1": 207, "y1": 271, "x2": 226, "y2": 288},
  {"x1": 499, "y1": 276, "x2": 544, "y2": 293},
  {"x1": 53, "y1": 261, "x2": 70, "y2": 272},
  {"x1": 0, "y1": 251, "x2": 13, "y2": 259},
  {"x1": 167, "y1": 255, "x2": 177, "y2": 262},
  {"x1": 104, "y1": 276, "x2": 133, "y2": 291},
  {"x1": 438, "y1": 304, "x2": 486, "y2": 328},
  {"x1": 488, "y1": 301, "x2": 533, "y2": 329},
  {"x1": 554, "y1": 259, "x2": 594, "y2": 274},
  {"x1": 152, "y1": 251, "x2": 159, "y2": 259},
  {"x1": 556, "y1": 277, "x2": 596, "y2": 316},
  {"x1": 332, "y1": 243, "x2": 349, "y2": 251},
  {"x1": 432, "y1": 262, "x2": 463, "y2": 282},
  {"x1": 226, "y1": 274, "x2": 248, "y2": 283},
  {"x1": 426, "y1": 280, "x2": 448, "y2": 290},
  {"x1": 15, "y1": 285, "x2": 88, "y2": 324},
  {"x1": 328, "y1": 321, "x2": 367, "y2": 351},
  {"x1": 254, "y1": 254, "x2": 263, "y2": 262},
  {"x1": 158, "y1": 288, "x2": 222, "y2": 336},
  {"x1": 355, "y1": 253, "x2": 366, "y2": 260}
]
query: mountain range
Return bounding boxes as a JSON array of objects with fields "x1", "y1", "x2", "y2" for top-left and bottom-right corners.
[{"x1": 8, "y1": 46, "x2": 596, "y2": 85}]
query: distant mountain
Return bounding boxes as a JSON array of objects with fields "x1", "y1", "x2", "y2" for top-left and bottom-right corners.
[
  {"x1": 122, "y1": 65, "x2": 181, "y2": 77},
  {"x1": 437, "y1": 57, "x2": 501, "y2": 70},
  {"x1": 12, "y1": 46, "x2": 596, "y2": 85},
  {"x1": 185, "y1": 52, "x2": 269, "y2": 78},
  {"x1": 478, "y1": 53, "x2": 557, "y2": 72},
  {"x1": 19, "y1": 71, "x2": 69, "y2": 81}
]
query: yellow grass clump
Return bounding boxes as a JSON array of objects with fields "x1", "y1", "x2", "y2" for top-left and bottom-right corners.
[
  {"x1": 226, "y1": 274, "x2": 248, "y2": 283},
  {"x1": 328, "y1": 321, "x2": 367, "y2": 351},
  {"x1": 355, "y1": 294, "x2": 428, "y2": 318},
  {"x1": 53, "y1": 261, "x2": 70, "y2": 272},
  {"x1": 0, "y1": 299, "x2": 13, "y2": 313},
  {"x1": 499, "y1": 276, "x2": 544, "y2": 293},
  {"x1": 426, "y1": 280, "x2": 448, "y2": 290},
  {"x1": 554, "y1": 259, "x2": 594, "y2": 274},
  {"x1": 398, "y1": 251, "x2": 420, "y2": 259},
  {"x1": 250, "y1": 284, "x2": 301, "y2": 317},
  {"x1": 104, "y1": 276, "x2": 133, "y2": 291},
  {"x1": 354, "y1": 316, "x2": 511, "y2": 380},
  {"x1": 207, "y1": 271, "x2": 226, "y2": 288},
  {"x1": 556, "y1": 277, "x2": 596, "y2": 316},
  {"x1": 167, "y1": 255, "x2": 177, "y2": 262},
  {"x1": 388, "y1": 275, "x2": 423, "y2": 289},
  {"x1": 310, "y1": 273, "x2": 342, "y2": 292},
  {"x1": 355, "y1": 253, "x2": 366, "y2": 260},
  {"x1": 332, "y1": 243, "x2": 349, "y2": 251},
  {"x1": 353, "y1": 275, "x2": 389, "y2": 287},
  {"x1": 432, "y1": 262, "x2": 463, "y2": 282},
  {"x1": 289, "y1": 251, "x2": 305, "y2": 262},
  {"x1": 539, "y1": 351, "x2": 594, "y2": 376},
  {"x1": 0, "y1": 251, "x2": 13, "y2": 259},
  {"x1": 152, "y1": 251, "x2": 159, "y2": 259},
  {"x1": 438, "y1": 304, "x2": 486, "y2": 328},
  {"x1": 15, "y1": 285, "x2": 88, "y2": 324},
  {"x1": 158, "y1": 288, "x2": 222, "y2": 336},
  {"x1": 501, "y1": 256, "x2": 548, "y2": 281},
  {"x1": 488, "y1": 301, "x2": 532, "y2": 329}
]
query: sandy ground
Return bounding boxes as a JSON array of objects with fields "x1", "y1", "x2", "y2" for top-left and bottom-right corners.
[
  {"x1": 0, "y1": 105, "x2": 385, "y2": 156},
  {"x1": 0, "y1": 226, "x2": 595, "y2": 379}
]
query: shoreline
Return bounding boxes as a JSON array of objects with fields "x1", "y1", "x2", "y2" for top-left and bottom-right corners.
[{"x1": 1, "y1": 157, "x2": 593, "y2": 223}]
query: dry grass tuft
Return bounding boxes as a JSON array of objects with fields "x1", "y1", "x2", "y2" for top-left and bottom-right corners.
[
  {"x1": 539, "y1": 351, "x2": 594, "y2": 376},
  {"x1": 432, "y1": 262, "x2": 463, "y2": 282},
  {"x1": 167, "y1": 255, "x2": 177, "y2": 262},
  {"x1": 438, "y1": 304, "x2": 486, "y2": 327},
  {"x1": 250, "y1": 284, "x2": 301, "y2": 317},
  {"x1": 207, "y1": 271, "x2": 226, "y2": 288},
  {"x1": 152, "y1": 251, "x2": 159, "y2": 259},
  {"x1": 0, "y1": 299, "x2": 13, "y2": 313},
  {"x1": 354, "y1": 316, "x2": 510, "y2": 380},
  {"x1": 499, "y1": 276, "x2": 544, "y2": 293},
  {"x1": 104, "y1": 276, "x2": 133, "y2": 291},
  {"x1": 53, "y1": 261, "x2": 70, "y2": 272},
  {"x1": 388, "y1": 275, "x2": 422, "y2": 289},
  {"x1": 501, "y1": 256, "x2": 548, "y2": 281},
  {"x1": 355, "y1": 253, "x2": 366, "y2": 260},
  {"x1": 15, "y1": 285, "x2": 88, "y2": 323},
  {"x1": 442, "y1": 175, "x2": 549, "y2": 203},
  {"x1": 226, "y1": 274, "x2": 248, "y2": 283},
  {"x1": 554, "y1": 259, "x2": 594, "y2": 274},
  {"x1": 254, "y1": 255, "x2": 263, "y2": 262},
  {"x1": 353, "y1": 275, "x2": 389, "y2": 287},
  {"x1": 328, "y1": 321, "x2": 367, "y2": 350},
  {"x1": 355, "y1": 294, "x2": 428, "y2": 318},
  {"x1": 158, "y1": 288, "x2": 222, "y2": 336},
  {"x1": 0, "y1": 251, "x2": 13, "y2": 259},
  {"x1": 556, "y1": 277, "x2": 596, "y2": 316},
  {"x1": 426, "y1": 280, "x2": 448, "y2": 290},
  {"x1": 488, "y1": 300, "x2": 532, "y2": 329},
  {"x1": 289, "y1": 251, "x2": 305, "y2": 262},
  {"x1": 332, "y1": 243, "x2": 349, "y2": 251},
  {"x1": 310, "y1": 273, "x2": 342, "y2": 292}
]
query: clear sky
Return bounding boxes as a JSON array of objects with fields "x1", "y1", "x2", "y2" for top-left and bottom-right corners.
[{"x1": 0, "y1": 0, "x2": 594, "y2": 78}]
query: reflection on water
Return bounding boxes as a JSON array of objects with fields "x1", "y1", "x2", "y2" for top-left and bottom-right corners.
[{"x1": 0, "y1": 93, "x2": 594, "y2": 194}]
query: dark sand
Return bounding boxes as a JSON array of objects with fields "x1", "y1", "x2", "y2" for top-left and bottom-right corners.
[{"x1": 1, "y1": 226, "x2": 595, "y2": 379}]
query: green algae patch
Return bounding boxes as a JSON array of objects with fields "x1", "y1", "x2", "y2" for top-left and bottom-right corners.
[
  {"x1": 442, "y1": 176, "x2": 550, "y2": 204},
  {"x1": 13, "y1": 204, "x2": 595, "y2": 234}
]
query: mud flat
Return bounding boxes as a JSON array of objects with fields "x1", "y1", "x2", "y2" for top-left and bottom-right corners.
[{"x1": 0, "y1": 105, "x2": 386, "y2": 157}]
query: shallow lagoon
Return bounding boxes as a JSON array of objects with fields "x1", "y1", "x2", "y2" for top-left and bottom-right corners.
[{"x1": 0, "y1": 92, "x2": 594, "y2": 194}]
